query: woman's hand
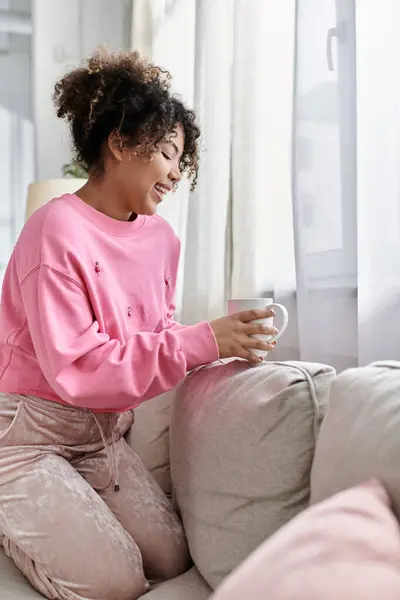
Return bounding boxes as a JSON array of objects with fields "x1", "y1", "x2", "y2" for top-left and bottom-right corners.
[{"x1": 210, "y1": 308, "x2": 278, "y2": 364}]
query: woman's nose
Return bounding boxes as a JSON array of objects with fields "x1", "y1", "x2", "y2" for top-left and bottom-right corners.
[{"x1": 169, "y1": 165, "x2": 182, "y2": 183}]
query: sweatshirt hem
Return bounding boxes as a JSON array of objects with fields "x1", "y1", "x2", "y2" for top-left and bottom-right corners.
[{"x1": 0, "y1": 388, "x2": 128, "y2": 413}]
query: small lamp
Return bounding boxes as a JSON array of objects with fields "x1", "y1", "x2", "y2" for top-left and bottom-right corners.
[{"x1": 25, "y1": 179, "x2": 87, "y2": 222}]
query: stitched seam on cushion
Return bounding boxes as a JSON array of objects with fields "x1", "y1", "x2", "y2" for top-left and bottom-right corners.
[
  {"x1": 369, "y1": 361, "x2": 400, "y2": 370},
  {"x1": 179, "y1": 361, "x2": 323, "y2": 444},
  {"x1": 271, "y1": 361, "x2": 321, "y2": 444}
]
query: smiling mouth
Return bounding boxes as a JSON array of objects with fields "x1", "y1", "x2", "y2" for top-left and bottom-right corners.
[{"x1": 152, "y1": 183, "x2": 171, "y2": 203}]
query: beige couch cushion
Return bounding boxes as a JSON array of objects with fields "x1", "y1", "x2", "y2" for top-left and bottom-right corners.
[
  {"x1": 126, "y1": 390, "x2": 174, "y2": 496},
  {"x1": 211, "y1": 480, "x2": 400, "y2": 600},
  {"x1": 170, "y1": 359, "x2": 335, "y2": 589},
  {"x1": 0, "y1": 549, "x2": 44, "y2": 599},
  {"x1": 0, "y1": 546, "x2": 210, "y2": 600},
  {"x1": 311, "y1": 361, "x2": 400, "y2": 518},
  {"x1": 147, "y1": 567, "x2": 211, "y2": 599}
]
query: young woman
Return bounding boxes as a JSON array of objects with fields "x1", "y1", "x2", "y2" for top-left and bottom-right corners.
[{"x1": 0, "y1": 49, "x2": 278, "y2": 600}]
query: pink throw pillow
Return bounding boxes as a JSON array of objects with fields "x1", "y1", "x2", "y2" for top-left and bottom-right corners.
[{"x1": 212, "y1": 480, "x2": 400, "y2": 600}]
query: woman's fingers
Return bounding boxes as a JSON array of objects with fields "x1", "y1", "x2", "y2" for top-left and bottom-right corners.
[
  {"x1": 235, "y1": 328, "x2": 279, "y2": 364},
  {"x1": 236, "y1": 308, "x2": 275, "y2": 323},
  {"x1": 238, "y1": 343, "x2": 278, "y2": 364},
  {"x1": 236, "y1": 347, "x2": 264, "y2": 364},
  {"x1": 239, "y1": 335, "x2": 276, "y2": 352},
  {"x1": 244, "y1": 323, "x2": 279, "y2": 337}
]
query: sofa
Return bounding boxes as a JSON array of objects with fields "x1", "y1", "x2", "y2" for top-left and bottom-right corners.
[{"x1": 2, "y1": 358, "x2": 400, "y2": 599}]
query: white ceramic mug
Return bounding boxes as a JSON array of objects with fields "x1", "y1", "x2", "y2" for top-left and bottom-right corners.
[{"x1": 227, "y1": 297, "x2": 289, "y2": 359}]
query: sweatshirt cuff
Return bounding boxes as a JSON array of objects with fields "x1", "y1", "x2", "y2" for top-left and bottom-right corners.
[{"x1": 172, "y1": 321, "x2": 219, "y2": 372}]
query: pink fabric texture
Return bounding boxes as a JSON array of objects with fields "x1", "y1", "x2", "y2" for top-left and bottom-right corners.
[
  {"x1": 0, "y1": 393, "x2": 190, "y2": 600},
  {"x1": 212, "y1": 480, "x2": 400, "y2": 600},
  {"x1": 0, "y1": 194, "x2": 218, "y2": 411}
]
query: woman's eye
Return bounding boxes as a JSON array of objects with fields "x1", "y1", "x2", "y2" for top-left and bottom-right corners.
[{"x1": 162, "y1": 152, "x2": 172, "y2": 160}]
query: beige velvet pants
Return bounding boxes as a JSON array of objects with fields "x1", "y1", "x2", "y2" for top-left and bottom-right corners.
[{"x1": 0, "y1": 393, "x2": 189, "y2": 600}]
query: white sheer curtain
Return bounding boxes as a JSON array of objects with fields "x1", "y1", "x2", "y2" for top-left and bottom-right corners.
[
  {"x1": 133, "y1": 0, "x2": 237, "y2": 323},
  {"x1": 131, "y1": 0, "x2": 297, "y2": 354},
  {"x1": 229, "y1": 0, "x2": 297, "y2": 361},
  {"x1": 132, "y1": 0, "x2": 400, "y2": 370}
]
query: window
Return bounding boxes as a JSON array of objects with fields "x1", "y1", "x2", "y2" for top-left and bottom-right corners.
[{"x1": 0, "y1": 0, "x2": 34, "y2": 286}]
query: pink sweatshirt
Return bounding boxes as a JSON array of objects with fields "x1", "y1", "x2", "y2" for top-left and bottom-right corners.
[{"x1": 0, "y1": 194, "x2": 219, "y2": 411}]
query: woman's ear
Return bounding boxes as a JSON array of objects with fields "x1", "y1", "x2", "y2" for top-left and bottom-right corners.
[{"x1": 107, "y1": 131, "x2": 124, "y2": 162}]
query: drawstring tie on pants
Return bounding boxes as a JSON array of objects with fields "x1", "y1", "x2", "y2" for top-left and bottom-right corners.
[{"x1": 91, "y1": 413, "x2": 120, "y2": 492}]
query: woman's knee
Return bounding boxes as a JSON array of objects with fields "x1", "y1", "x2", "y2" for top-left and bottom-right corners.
[
  {"x1": 6, "y1": 534, "x2": 148, "y2": 600},
  {"x1": 149, "y1": 522, "x2": 191, "y2": 581},
  {"x1": 81, "y1": 539, "x2": 148, "y2": 600}
]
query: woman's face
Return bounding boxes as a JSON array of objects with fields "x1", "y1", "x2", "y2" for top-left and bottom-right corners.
[{"x1": 107, "y1": 124, "x2": 184, "y2": 216}]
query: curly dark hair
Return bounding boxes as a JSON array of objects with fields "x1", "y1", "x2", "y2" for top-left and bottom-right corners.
[{"x1": 53, "y1": 48, "x2": 201, "y2": 188}]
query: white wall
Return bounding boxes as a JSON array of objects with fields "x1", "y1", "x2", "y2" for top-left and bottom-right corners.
[{"x1": 32, "y1": 0, "x2": 132, "y2": 181}]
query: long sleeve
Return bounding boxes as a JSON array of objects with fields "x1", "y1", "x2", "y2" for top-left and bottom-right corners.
[
  {"x1": 20, "y1": 265, "x2": 218, "y2": 411},
  {"x1": 163, "y1": 294, "x2": 186, "y2": 333}
]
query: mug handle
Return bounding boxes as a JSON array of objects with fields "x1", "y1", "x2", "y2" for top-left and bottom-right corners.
[{"x1": 266, "y1": 303, "x2": 289, "y2": 343}]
